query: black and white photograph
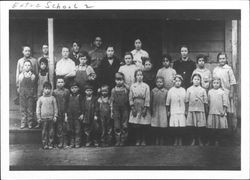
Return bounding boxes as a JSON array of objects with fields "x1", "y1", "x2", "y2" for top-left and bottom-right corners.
[{"x1": 1, "y1": 0, "x2": 250, "y2": 179}]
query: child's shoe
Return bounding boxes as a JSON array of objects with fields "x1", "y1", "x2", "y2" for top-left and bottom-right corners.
[
  {"x1": 198, "y1": 137, "x2": 204, "y2": 146},
  {"x1": 141, "y1": 139, "x2": 146, "y2": 146},
  {"x1": 75, "y1": 144, "x2": 80, "y2": 148},
  {"x1": 43, "y1": 145, "x2": 48, "y2": 149},
  {"x1": 85, "y1": 141, "x2": 91, "y2": 147},
  {"x1": 28, "y1": 124, "x2": 33, "y2": 129},
  {"x1": 57, "y1": 143, "x2": 63, "y2": 148},
  {"x1": 20, "y1": 124, "x2": 26, "y2": 129},
  {"x1": 178, "y1": 138, "x2": 183, "y2": 146},
  {"x1": 48, "y1": 145, "x2": 53, "y2": 150},
  {"x1": 63, "y1": 145, "x2": 70, "y2": 149},
  {"x1": 34, "y1": 123, "x2": 41, "y2": 129},
  {"x1": 173, "y1": 138, "x2": 178, "y2": 146},
  {"x1": 190, "y1": 138, "x2": 196, "y2": 146},
  {"x1": 135, "y1": 139, "x2": 140, "y2": 146}
]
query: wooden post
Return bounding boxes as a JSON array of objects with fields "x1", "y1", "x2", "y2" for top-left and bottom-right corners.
[
  {"x1": 232, "y1": 20, "x2": 237, "y2": 73},
  {"x1": 225, "y1": 20, "x2": 232, "y2": 66},
  {"x1": 48, "y1": 18, "x2": 54, "y2": 89}
]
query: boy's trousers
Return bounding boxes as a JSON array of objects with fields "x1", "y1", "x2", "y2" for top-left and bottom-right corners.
[
  {"x1": 113, "y1": 106, "x2": 129, "y2": 143},
  {"x1": 100, "y1": 114, "x2": 113, "y2": 144},
  {"x1": 67, "y1": 114, "x2": 81, "y2": 146},
  {"x1": 20, "y1": 88, "x2": 34, "y2": 126},
  {"x1": 83, "y1": 121, "x2": 99, "y2": 143},
  {"x1": 55, "y1": 114, "x2": 67, "y2": 145},
  {"x1": 41, "y1": 119, "x2": 54, "y2": 146}
]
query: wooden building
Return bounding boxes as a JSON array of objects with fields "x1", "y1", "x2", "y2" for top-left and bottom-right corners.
[{"x1": 9, "y1": 10, "x2": 241, "y2": 120}]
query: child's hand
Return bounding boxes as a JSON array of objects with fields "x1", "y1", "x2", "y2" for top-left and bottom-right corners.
[
  {"x1": 220, "y1": 112, "x2": 226, "y2": 117},
  {"x1": 111, "y1": 111, "x2": 114, "y2": 119},
  {"x1": 131, "y1": 106, "x2": 137, "y2": 117},
  {"x1": 64, "y1": 115, "x2": 68, "y2": 123},
  {"x1": 94, "y1": 115, "x2": 98, "y2": 121},
  {"x1": 17, "y1": 87, "x2": 20, "y2": 93},
  {"x1": 53, "y1": 117, "x2": 57, "y2": 122},
  {"x1": 142, "y1": 107, "x2": 147, "y2": 117},
  {"x1": 229, "y1": 92, "x2": 233, "y2": 99},
  {"x1": 37, "y1": 119, "x2": 41, "y2": 124},
  {"x1": 79, "y1": 114, "x2": 84, "y2": 120}
]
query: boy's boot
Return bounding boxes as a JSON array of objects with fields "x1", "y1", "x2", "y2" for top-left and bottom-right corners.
[
  {"x1": 120, "y1": 132, "x2": 127, "y2": 146},
  {"x1": 115, "y1": 133, "x2": 121, "y2": 146},
  {"x1": 85, "y1": 135, "x2": 91, "y2": 147},
  {"x1": 70, "y1": 138, "x2": 75, "y2": 148},
  {"x1": 20, "y1": 117, "x2": 27, "y2": 129}
]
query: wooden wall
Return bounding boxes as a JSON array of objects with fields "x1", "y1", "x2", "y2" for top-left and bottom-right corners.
[{"x1": 9, "y1": 19, "x2": 241, "y2": 119}]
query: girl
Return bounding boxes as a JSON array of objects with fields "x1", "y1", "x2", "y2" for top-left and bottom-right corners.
[
  {"x1": 213, "y1": 52, "x2": 237, "y2": 131},
  {"x1": 192, "y1": 54, "x2": 212, "y2": 92},
  {"x1": 207, "y1": 77, "x2": 228, "y2": 146},
  {"x1": 17, "y1": 60, "x2": 36, "y2": 129},
  {"x1": 110, "y1": 73, "x2": 129, "y2": 146},
  {"x1": 118, "y1": 52, "x2": 138, "y2": 89},
  {"x1": 142, "y1": 58, "x2": 156, "y2": 90},
  {"x1": 157, "y1": 54, "x2": 176, "y2": 90},
  {"x1": 166, "y1": 75, "x2": 186, "y2": 146},
  {"x1": 186, "y1": 73, "x2": 208, "y2": 146},
  {"x1": 74, "y1": 52, "x2": 95, "y2": 93},
  {"x1": 37, "y1": 57, "x2": 49, "y2": 97},
  {"x1": 129, "y1": 69, "x2": 151, "y2": 146},
  {"x1": 151, "y1": 76, "x2": 168, "y2": 145}
]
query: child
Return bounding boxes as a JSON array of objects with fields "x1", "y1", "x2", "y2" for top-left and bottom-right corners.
[
  {"x1": 97, "y1": 85, "x2": 112, "y2": 147},
  {"x1": 186, "y1": 73, "x2": 208, "y2": 146},
  {"x1": 15, "y1": 46, "x2": 38, "y2": 105},
  {"x1": 142, "y1": 58, "x2": 156, "y2": 90},
  {"x1": 129, "y1": 69, "x2": 151, "y2": 146},
  {"x1": 192, "y1": 54, "x2": 212, "y2": 91},
  {"x1": 74, "y1": 52, "x2": 95, "y2": 93},
  {"x1": 157, "y1": 54, "x2": 176, "y2": 90},
  {"x1": 36, "y1": 82, "x2": 58, "y2": 149},
  {"x1": 166, "y1": 75, "x2": 186, "y2": 146},
  {"x1": 110, "y1": 72, "x2": 130, "y2": 146},
  {"x1": 118, "y1": 52, "x2": 138, "y2": 89},
  {"x1": 66, "y1": 81, "x2": 82, "y2": 148},
  {"x1": 213, "y1": 52, "x2": 237, "y2": 131},
  {"x1": 17, "y1": 60, "x2": 36, "y2": 129},
  {"x1": 131, "y1": 39, "x2": 149, "y2": 70},
  {"x1": 52, "y1": 78, "x2": 70, "y2": 148},
  {"x1": 207, "y1": 77, "x2": 228, "y2": 146},
  {"x1": 80, "y1": 84, "x2": 99, "y2": 147},
  {"x1": 150, "y1": 76, "x2": 168, "y2": 145},
  {"x1": 37, "y1": 57, "x2": 49, "y2": 97}
]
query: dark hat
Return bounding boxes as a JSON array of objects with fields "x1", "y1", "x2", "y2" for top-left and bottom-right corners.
[
  {"x1": 69, "y1": 81, "x2": 79, "y2": 88},
  {"x1": 84, "y1": 84, "x2": 94, "y2": 91}
]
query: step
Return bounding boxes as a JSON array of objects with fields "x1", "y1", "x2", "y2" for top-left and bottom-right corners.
[
  {"x1": 10, "y1": 144, "x2": 240, "y2": 170},
  {"x1": 9, "y1": 110, "x2": 241, "y2": 146}
]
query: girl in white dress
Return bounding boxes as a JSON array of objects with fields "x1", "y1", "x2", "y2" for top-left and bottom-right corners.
[
  {"x1": 207, "y1": 77, "x2": 228, "y2": 146},
  {"x1": 166, "y1": 75, "x2": 186, "y2": 146}
]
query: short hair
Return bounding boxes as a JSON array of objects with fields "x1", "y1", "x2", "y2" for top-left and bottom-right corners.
[
  {"x1": 79, "y1": 51, "x2": 90, "y2": 60},
  {"x1": 72, "y1": 40, "x2": 81, "y2": 48},
  {"x1": 94, "y1": 36, "x2": 102, "y2": 41},
  {"x1": 56, "y1": 77, "x2": 65, "y2": 83},
  {"x1": 134, "y1": 69, "x2": 143, "y2": 80},
  {"x1": 217, "y1": 52, "x2": 228, "y2": 62},
  {"x1": 143, "y1": 57, "x2": 152, "y2": 65},
  {"x1": 43, "y1": 82, "x2": 52, "y2": 89},
  {"x1": 115, "y1": 72, "x2": 125, "y2": 80},
  {"x1": 162, "y1": 54, "x2": 172, "y2": 62},
  {"x1": 62, "y1": 46, "x2": 69, "y2": 51},
  {"x1": 155, "y1": 76, "x2": 165, "y2": 84},
  {"x1": 100, "y1": 84, "x2": 109, "y2": 92},
  {"x1": 70, "y1": 81, "x2": 79, "y2": 88},
  {"x1": 23, "y1": 59, "x2": 32, "y2": 67},
  {"x1": 39, "y1": 57, "x2": 48, "y2": 66},
  {"x1": 124, "y1": 52, "x2": 133, "y2": 59},
  {"x1": 22, "y1": 45, "x2": 31, "y2": 51},
  {"x1": 134, "y1": 39, "x2": 142, "y2": 43},
  {"x1": 180, "y1": 44, "x2": 189, "y2": 51},
  {"x1": 84, "y1": 84, "x2": 94, "y2": 91},
  {"x1": 42, "y1": 44, "x2": 48, "y2": 48},
  {"x1": 106, "y1": 45, "x2": 115, "y2": 51},
  {"x1": 196, "y1": 54, "x2": 207, "y2": 63},
  {"x1": 174, "y1": 74, "x2": 183, "y2": 82}
]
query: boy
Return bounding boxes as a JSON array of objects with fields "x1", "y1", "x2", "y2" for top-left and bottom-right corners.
[
  {"x1": 80, "y1": 84, "x2": 99, "y2": 147},
  {"x1": 53, "y1": 78, "x2": 70, "y2": 148},
  {"x1": 15, "y1": 46, "x2": 38, "y2": 105},
  {"x1": 66, "y1": 81, "x2": 82, "y2": 148},
  {"x1": 18, "y1": 60, "x2": 36, "y2": 129},
  {"x1": 36, "y1": 82, "x2": 58, "y2": 149},
  {"x1": 97, "y1": 85, "x2": 112, "y2": 146}
]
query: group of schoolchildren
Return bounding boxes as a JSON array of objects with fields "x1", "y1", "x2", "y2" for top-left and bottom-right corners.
[{"x1": 16, "y1": 38, "x2": 237, "y2": 149}]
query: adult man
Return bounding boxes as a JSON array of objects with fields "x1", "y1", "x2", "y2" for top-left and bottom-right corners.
[
  {"x1": 69, "y1": 41, "x2": 81, "y2": 65},
  {"x1": 88, "y1": 36, "x2": 106, "y2": 71}
]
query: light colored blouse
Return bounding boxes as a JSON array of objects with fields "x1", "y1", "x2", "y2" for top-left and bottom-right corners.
[
  {"x1": 166, "y1": 86, "x2": 186, "y2": 114},
  {"x1": 118, "y1": 64, "x2": 138, "y2": 88},
  {"x1": 208, "y1": 88, "x2": 228, "y2": 115},
  {"x1": 129, "y1": 82, "x2": 150, "y2": 107}
]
